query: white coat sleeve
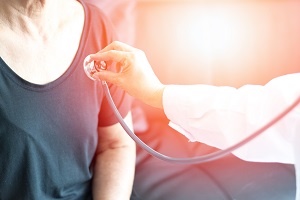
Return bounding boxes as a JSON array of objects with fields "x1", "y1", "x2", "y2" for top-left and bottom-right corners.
[{"x1": 163, "y1": 73, "x2": 300, "y2": 164}]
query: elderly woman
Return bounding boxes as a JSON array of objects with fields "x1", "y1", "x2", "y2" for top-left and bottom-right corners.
[{"x1": 0, "y1": 1, "x2": 136, "y2": 199}]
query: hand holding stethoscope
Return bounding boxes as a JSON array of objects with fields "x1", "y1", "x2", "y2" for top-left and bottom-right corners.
[{"x1": 88, "y1": 41, "x2": 166, "y2": 109}]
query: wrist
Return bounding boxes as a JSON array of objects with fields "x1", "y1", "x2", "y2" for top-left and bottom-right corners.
[{"x1": 147, "y1": 84, "x2": 166, "y2": 109}]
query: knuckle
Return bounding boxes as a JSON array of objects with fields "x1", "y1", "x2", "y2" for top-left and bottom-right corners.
[
  {"x1": 127, "y1": 52, "x2": 135, "y2": 61},
  {"x1": 111, "y1": 40, "x2": 118, "y2": 46},
  {"x1": 112, "y1": 41, "x2": 121, "y2": 49}
]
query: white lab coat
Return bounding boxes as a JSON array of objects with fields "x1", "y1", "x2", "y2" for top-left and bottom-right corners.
[{"x1": 163, "y1": 73, "x2": 300, "y2": 199}]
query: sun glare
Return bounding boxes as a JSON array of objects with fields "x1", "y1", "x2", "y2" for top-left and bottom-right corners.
[{"x1": 175, "y1": 5, "x2": 246, "y2": 63}]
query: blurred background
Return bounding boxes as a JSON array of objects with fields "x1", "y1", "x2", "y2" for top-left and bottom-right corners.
[{"x1": 133, "y1": 0, "x2": 300, "y2": 87}]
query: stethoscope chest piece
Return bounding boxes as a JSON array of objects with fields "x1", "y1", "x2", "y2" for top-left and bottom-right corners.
[{"x1": 83, "y1": 55, "x2": 107, "y2": 81}]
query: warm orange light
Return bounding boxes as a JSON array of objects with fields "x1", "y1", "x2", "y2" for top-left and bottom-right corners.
[
  {"x1": 174, "y1": 4, "x2": 247, "y2": 66},
  {"x1": 136, "y1": 1, "x2": 300, "y2": 86}
]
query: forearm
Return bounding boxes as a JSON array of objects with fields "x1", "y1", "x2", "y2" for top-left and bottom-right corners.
[{"x1": 93, "y1": 144, "x2": 136, "y2": 200}]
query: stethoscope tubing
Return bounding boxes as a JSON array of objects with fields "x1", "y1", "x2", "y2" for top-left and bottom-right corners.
[{"x1": 102, "y1": 81, "x2": 300, "y2": 164}]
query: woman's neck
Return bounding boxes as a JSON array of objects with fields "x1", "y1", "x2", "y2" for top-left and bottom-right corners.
[{"x1": 0, "y1": 0, "x2": 63, "y2": 40}]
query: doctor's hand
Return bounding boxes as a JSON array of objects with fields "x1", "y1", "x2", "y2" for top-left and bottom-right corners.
[{"x1": 90, "y1": 41, "x2": 165, "y2": 108}]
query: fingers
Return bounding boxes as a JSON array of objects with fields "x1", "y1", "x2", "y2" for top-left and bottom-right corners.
[
  {"x1": 89, "y1": 41, "x2": 139, "y2": 69},
  {"x1": 86, "y1": 42, "x2": 138, "y2": 79},
  {"x1": 99, "y1": 41, "x2": 137, "y2": 53},
  {"x1": 90, "y1": 50, "x2": 128, "y2": 63}
]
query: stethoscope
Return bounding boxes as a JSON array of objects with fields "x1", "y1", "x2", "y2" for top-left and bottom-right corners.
[{"x1": 84, "y1": 57, "x2": 300, "y2": 164}]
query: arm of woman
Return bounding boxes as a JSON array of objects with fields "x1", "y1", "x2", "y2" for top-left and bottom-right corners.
[{"x1": 93, "y1": 112, "x2": 136, "y2": 200}]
